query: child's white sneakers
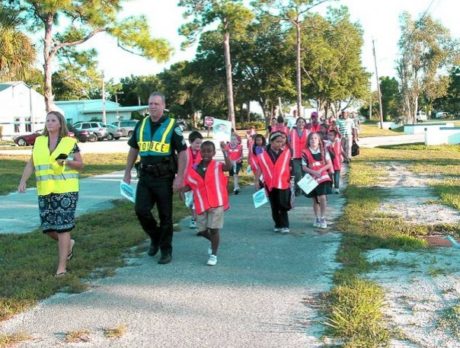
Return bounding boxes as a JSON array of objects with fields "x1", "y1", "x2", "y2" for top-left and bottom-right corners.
[{"x1": 207, "y1": 254, "x2": 217, "y2": 266}]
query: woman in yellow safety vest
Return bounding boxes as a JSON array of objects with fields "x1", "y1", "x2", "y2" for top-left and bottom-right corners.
[{"x1": 18, "y1": 111, "x2": 84, "y2": 277}]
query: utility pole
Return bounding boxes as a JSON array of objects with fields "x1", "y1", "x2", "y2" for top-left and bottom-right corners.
[
  {"x1": 102, "y1": 71, "x2": 106, "y2": 124},
  {"x1": 114, "y1": 91, "x2": 124, "y2": 120},
  {"x1": 372, "y1": 39, "x2": 384, "y2": 128},
  {"x1": 369, "y1": 93, "x2": 372, "y2": 121}
]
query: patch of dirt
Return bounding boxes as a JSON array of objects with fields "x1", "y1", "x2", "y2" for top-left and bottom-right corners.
[
  {"x1": 367, "y1": 248, "x2": 460, "y2": 347},
  {"x1": 365, "y1": 163, "x2": 460, "y2": 347},
  {"x1": 374, "y1": 163, "x2": 460, "y2": 226}
]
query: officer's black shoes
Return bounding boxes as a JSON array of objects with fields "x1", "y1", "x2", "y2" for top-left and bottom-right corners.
[
  {"x1": 148, "y1": 243, "x2": 159, "y2": 257},
  {"x1": 158, "y1": 252, "x2": 172, "y2": 264}
]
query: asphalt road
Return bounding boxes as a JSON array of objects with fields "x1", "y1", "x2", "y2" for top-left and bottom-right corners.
[
  {"x1": 0, "y1": 132, "x2": 425, "y2": 156},
  {"x1": 0, "y1": 185, "x2": 343, "y2": 347}
]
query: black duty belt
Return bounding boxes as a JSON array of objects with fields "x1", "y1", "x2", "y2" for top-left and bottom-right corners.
[{"x1": 139, "y1": 162, "x2": 172, "y2": 177}]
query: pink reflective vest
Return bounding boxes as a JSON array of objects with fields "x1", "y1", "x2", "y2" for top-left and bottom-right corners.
[
  {"x1": 302, "y1": 148, "x2": 332, "y2": 184},
  {"x1": 257, "y1": 148, "x2": 291, "y2": 191},
  {"x1": 290, "y1": 128, "x2": 308, "y2": 159},
  {"x1": 184, "y1": 160, "x2": 229, "y2": 215}
]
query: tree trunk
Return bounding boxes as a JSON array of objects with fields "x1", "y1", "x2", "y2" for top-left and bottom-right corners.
[
  {"x1": 43, "y1": 14, "x2": 55, "y2": 112},
  {"x1": 295, "y1": 21, "x2": 302, "y2": 118},
  {"x1": 223, "y1": 29, "x2": 236, "y2": 129}
]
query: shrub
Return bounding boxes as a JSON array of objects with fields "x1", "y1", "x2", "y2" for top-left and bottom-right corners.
[{"x1": 235, "y1": 121, "x2": 265, "y2": 130}]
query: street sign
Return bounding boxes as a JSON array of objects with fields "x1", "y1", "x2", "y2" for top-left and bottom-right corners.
[{"x1": 204, "y1": 116, "x2": 214, "y2": 127}]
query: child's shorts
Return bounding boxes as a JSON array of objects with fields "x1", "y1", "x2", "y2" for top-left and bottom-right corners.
[{"x1": 197, "y1": 206, "x2": 225, "y2": 231}]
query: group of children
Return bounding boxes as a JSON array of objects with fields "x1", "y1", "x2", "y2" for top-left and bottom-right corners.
[{"x1": 180, "y1": 114, "x2": 346, "y2": 266}]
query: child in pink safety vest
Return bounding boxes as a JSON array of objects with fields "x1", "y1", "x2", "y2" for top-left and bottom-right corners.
[
  {"x1": 225, "y1": 134, "x2": 243, "y2": 195},
  {"x1": 302, "y1": 132, "x2": 332, "y2": 229},
  {"x1": 183, "y1": 141, "x2": 232, "y2": 266},
  {"x1": 270, "y1": 115, "x2": 289, "y2": 135},
  {"x1": 248, "y1": 134, "x2": 266, "y2": 188},
  {"x1": 308, "y1": 111, "x2": 321, "y2": 133},
  {"x1": 326, "y1": 129, "x2": 344, "y2": 194},
  {"x1": 256, "y1": 131, "x2": 292, "y2": 234},
  {"x1": 289, "y1": 117, "x2": 308, "y2": 196},
  {"x1": 184, "y1": 131, "x2": 203, "y2": 230}
]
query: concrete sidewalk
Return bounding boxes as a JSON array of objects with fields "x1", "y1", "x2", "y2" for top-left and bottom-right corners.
[
  {"x1": 0, "y1": 171, "x2": 132, "y2": 234},
  {"x1": 358, "y1": 133, "x2": 424, "y2": 148},
  {"x1": 0, "y1": 185, "x2": 343, "y2": 347}
]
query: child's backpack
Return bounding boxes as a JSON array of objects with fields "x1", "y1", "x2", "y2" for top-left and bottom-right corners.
[{"x1": 351, "y1": 140, "x2": 360, "y2": 156}]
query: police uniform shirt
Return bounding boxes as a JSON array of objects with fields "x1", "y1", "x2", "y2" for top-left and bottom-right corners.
[{"x1": 128, "y1": 115, "x2": 187, "y2": 165}]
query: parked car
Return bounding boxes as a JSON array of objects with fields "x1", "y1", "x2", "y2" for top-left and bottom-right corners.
[
  {"x1": 67, "y1": 124, "x2": 97, "y2": 142},
  {"x1": 435, "y1": 111, "x2": 449, "y2": 119},
  {"x1": 73, "y1": 121, "x2": 108, "y2": 141},
  {"x1": 102, "y1": 124, "x2": 123, "y2": 140},
  {"x1": 111, "y1": 120, "x2": 138, "y2": 137},
  {"x1": 13, "y1": 130, "x2": 42, "y2": 146}
]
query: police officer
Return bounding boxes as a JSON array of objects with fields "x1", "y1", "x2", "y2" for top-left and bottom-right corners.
[{"x1": 123, "y1": 92, "x2": 187, "y2": 264}]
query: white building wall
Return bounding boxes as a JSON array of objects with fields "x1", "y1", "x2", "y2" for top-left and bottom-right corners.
[
  {"x1": 404, "y1": 122, "x2": 454, "y2": 135},
  {"x1": 0, "y1": 83, "x2": 47, "y2": 138},
  {"x1": 425, "y1": 127, "x2": 460, "y2": 145}
]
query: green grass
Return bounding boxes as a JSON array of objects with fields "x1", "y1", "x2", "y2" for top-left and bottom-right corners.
[
  {"x1": 437, "y1": 303, "x2": 460, "y2": 338},
  {"x1": 103, "y1": 324, "x2": 127, "y2": 339},
  {"x1": 359, "y1": 123, "x2": 403, "y2": 138},
  {"x1": 0, "y1": 331, "x2": 31, "y2": 348},
  {"x1": 0, "y1": 198, "x2": 189, "y2": 322},
  {"x1": 323, "y1": 145, "x2": 460, "y2": 346},
  {"x1": 325, "y1": 278, "x2": 389, "y2": 347},
  {"x1": 64, "y1": 329, "x2": 91, "y2": 343}
]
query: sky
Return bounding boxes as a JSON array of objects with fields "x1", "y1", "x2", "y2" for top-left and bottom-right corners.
[{"x1": 78, "y1": 0, "x2": 459, "y2": 88}]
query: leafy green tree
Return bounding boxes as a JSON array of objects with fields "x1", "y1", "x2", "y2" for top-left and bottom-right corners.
[
  {"x1": 118, "y1": 75, "x2": 162, "y2": 106},
  {"x1": 397, "y1": 12, "x2": 460, "y2": 123},
  {"x1": 379, "y1": 76, "x2": 400, "y2": 120},
  {"x1": 253, "y1": 0, "x2": 333, "y2": 117},
  {"x1": 6, "y1": 0, "x2": 172, "y2": 111},
  {"x1": 0, "y1": 5, "x2": 36, "y2": 81},
  {"x1": 433, "y1": 67, "x2": 460, "y2": 116},
  {"x1": 53, "y1": 48, "x2": 102, "y2": 100},
  {"x1": 157, "y1": 61, "x2": 203, "y2": 124},
  {"x1": 231, "y1": 13, "x2": 295, "y2": 121},
  {"x1": 300, "y1": 6, "x2": 369, "y2": 116},
  {"x1": 179, "y1": 0, "x2": 254, "y2": 129}
]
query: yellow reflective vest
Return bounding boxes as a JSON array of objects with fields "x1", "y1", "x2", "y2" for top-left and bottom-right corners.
[
  {"x1": 33, "y1": 136, "x2": 79, "y2": 196},
  {"x1": 137, "y1": 116, "x2": 176, "y2": 157}
]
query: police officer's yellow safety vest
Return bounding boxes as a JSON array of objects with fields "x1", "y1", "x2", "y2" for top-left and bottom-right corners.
[
  {"x1": 33, "y1": 136, "x2": 79, "y2": 196},
  {"x1": 137, "y1": 116, "x2": 176, "y2": 157}
]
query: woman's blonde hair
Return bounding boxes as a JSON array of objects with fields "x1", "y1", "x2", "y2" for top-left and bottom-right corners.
[{"x1": 43, "y1": 111, "x2": 69, "y2": 138}]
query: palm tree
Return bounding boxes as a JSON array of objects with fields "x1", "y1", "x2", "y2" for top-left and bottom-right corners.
[{"x1": 0, "y1": 5, "x2": 36, "y2": 81}]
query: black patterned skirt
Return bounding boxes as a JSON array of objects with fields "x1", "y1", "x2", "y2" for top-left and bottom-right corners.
[{"x1": 38, "y1": 192, "x2": 79, "y2": 233}]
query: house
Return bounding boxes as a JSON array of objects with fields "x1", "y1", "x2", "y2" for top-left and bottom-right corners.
[
  {"x1": 55, "y1": 99, "x2": 148, "y2": 125},
  {"x1": 0, "y1": 81, "x2": 47, "y2": 137}
]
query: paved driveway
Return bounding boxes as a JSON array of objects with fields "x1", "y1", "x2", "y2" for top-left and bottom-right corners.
[{"x1": 0, "y1": 186, "x2": 343, "y2": 347}]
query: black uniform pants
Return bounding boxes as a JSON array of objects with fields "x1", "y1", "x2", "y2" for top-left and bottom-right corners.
[
  {"x1": 135, "y1": 174, "x2": 174, "y2": 254},
  {"x1": 268, "y1": 188, "x2": 291, "y2": 229}
]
